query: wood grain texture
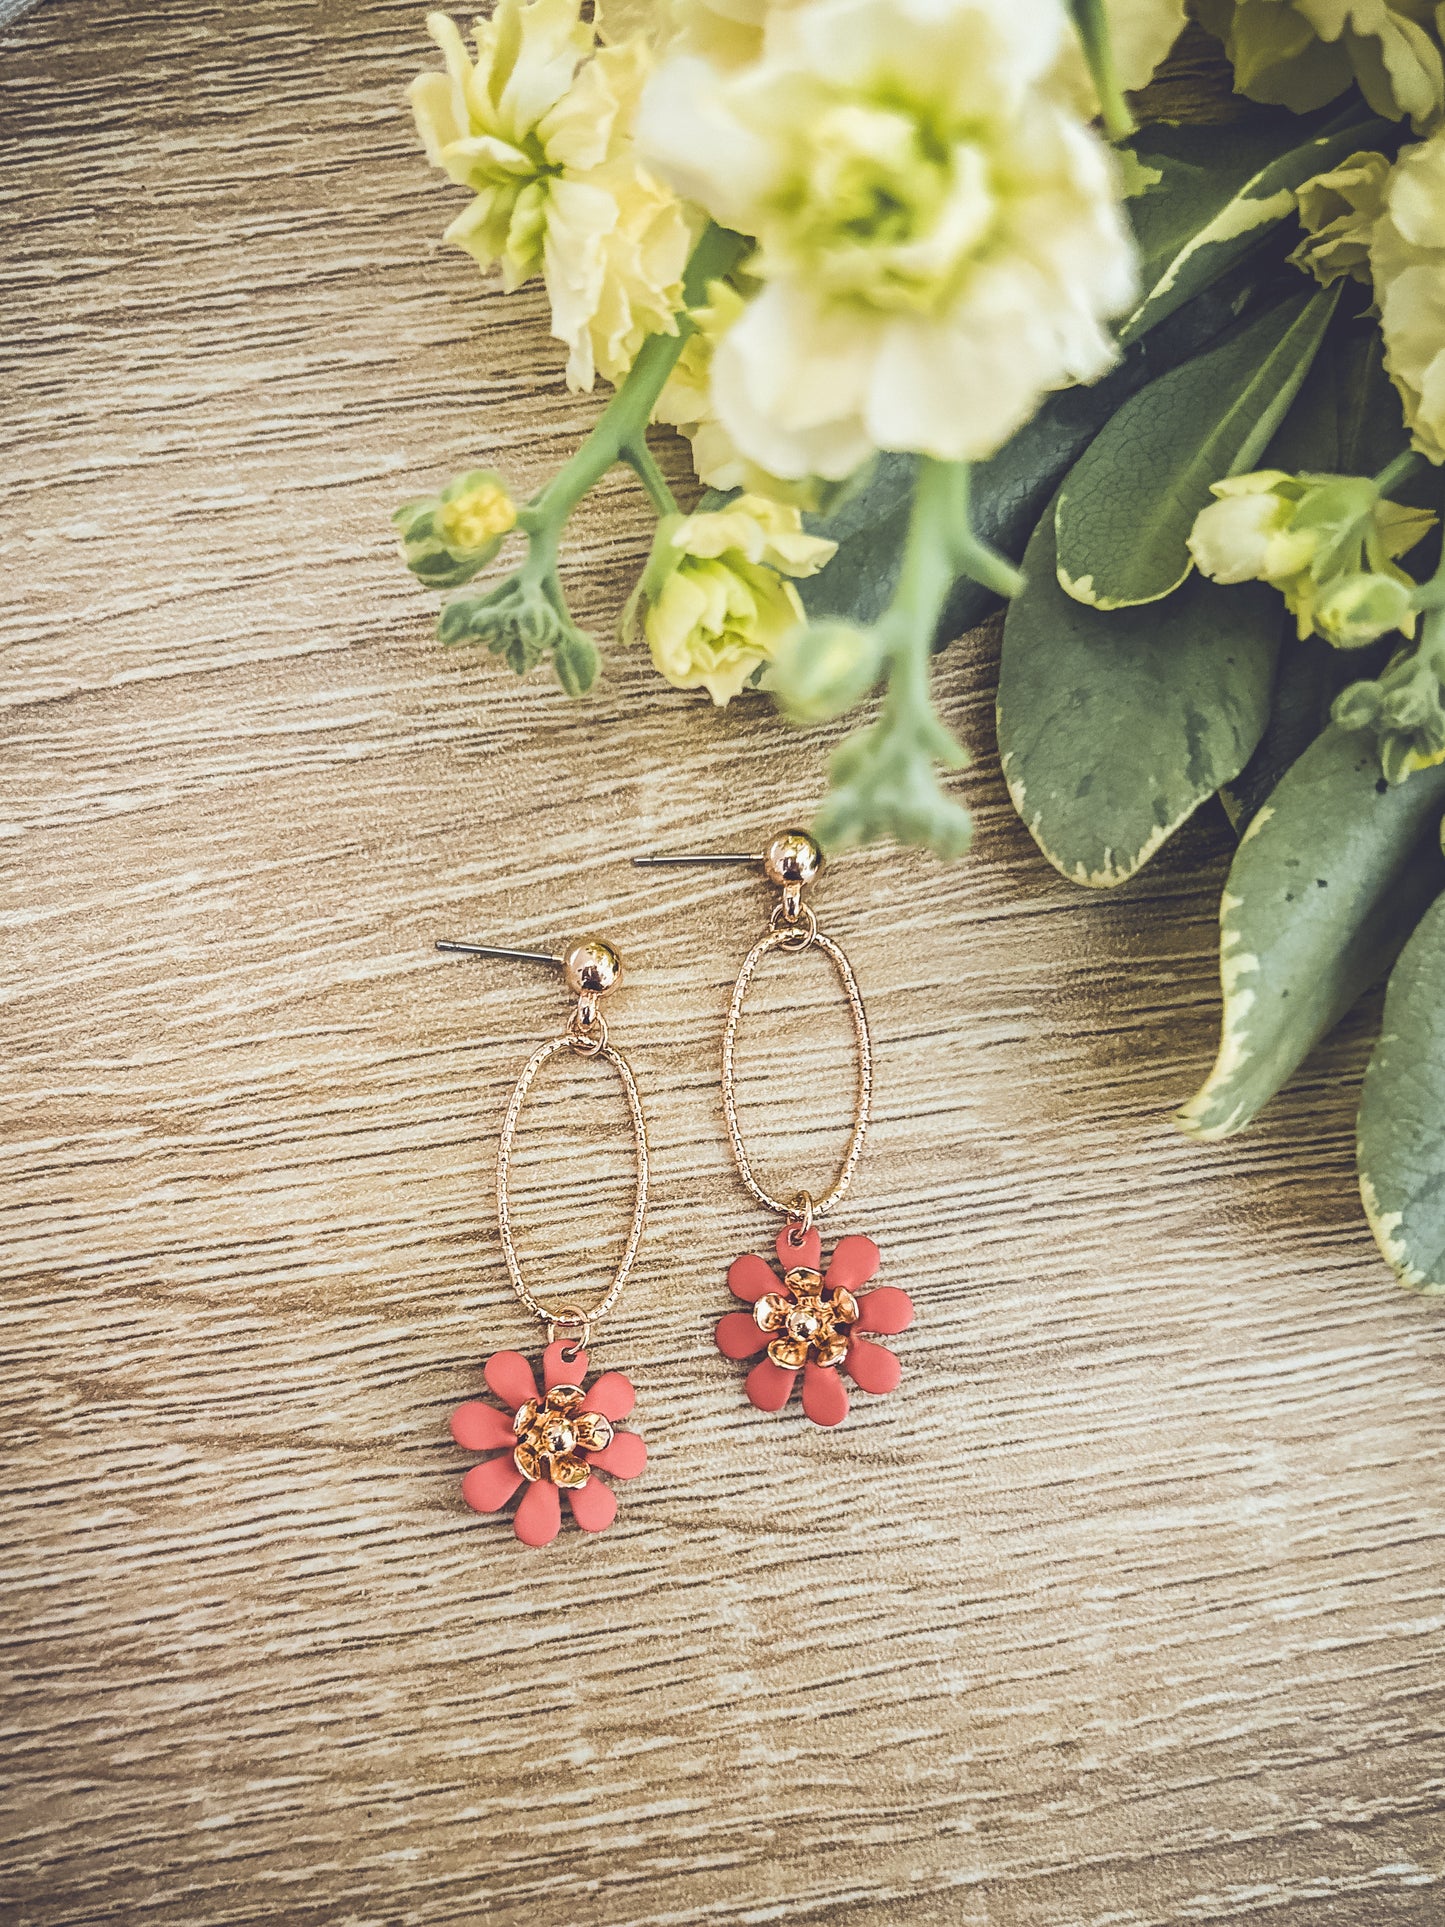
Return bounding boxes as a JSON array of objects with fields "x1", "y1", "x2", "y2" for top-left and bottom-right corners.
[{"x1": 2, "y1": 6, "x2": 1444, "y2": 1924}]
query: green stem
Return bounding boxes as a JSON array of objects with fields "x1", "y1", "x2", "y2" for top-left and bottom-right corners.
[
  {"x1": 891, "y1": 462, "x2": 962, "y2": 645},
  {"x1": 1066, "y1": 0, "x2": 1136, "y2": 143},
  {"x1": 518, "y1": 221, "x2": 744, "y2": 538},
  {"x1": 880, "y1": 458, "x2": 958, "y2": 721},
  {"x1": 622, "y1": 437, "x2": 679, "y2": 517},
  {"x1": 882, "y1": 457, "x2": 1025, "y2": 691},
  {"x1": 1374, "y1": 450, "x2": 1425, "y2": 495},
  {"x1": 949, "y1": 464, "x2": 1026, "y2": 599},
  {"x1": 874, "y1": 459, "x2": 1016, "y2": 724}
]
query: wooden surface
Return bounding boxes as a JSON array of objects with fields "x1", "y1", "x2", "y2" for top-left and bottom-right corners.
[{"x1": 3, "y1": 6, "x2": 1445, "y2": 1923}]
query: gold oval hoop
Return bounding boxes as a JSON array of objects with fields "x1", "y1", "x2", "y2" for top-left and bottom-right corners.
[
  {"x1": 496, "y1": 1033, "x2": 648, "y2": 1328},
  {"x1": 721, "y1": 924, "x2": 871, "y2": 1221}
]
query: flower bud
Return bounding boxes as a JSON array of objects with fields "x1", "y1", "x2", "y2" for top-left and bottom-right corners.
[
  {"x1": 1187, "y1": 474, "x2": 1310, "y2": 586},
  {"x1": 439, "y1": 569, "x2": 598, "y2": 693},
  {"x1": 1335, "y1": 638, "x2": 1445, "y2": 784},
  {"x1": 393, "y1": 469, "x2": 517, "y2": 590},
  {"x1": 1313, "y1": 571, "x2": 1416, "y2": 649},
  {"x1": 770, "y1": 618, "x2": 885, "y2": 723}
]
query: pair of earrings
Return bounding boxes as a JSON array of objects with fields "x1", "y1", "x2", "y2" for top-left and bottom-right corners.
[{"x1": 438, "y1": 829, "x2": 915, "y2": 1547}]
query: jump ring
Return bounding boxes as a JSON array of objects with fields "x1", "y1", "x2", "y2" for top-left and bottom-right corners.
[
  {"x1": 546, "y1": 1304, "x2": 591, "y2": 1358},
  {"x1": 770, "y1": 902, "x2": 817, "y2": 949},
  {"x1": 567, "y1": 1009, "x2": 608, "y2": 1056}
]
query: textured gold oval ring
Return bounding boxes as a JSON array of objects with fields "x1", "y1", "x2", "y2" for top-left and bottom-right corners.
[
  {"x1": 496, "y1": 1034, "x2": 648, "y2": 1328},
  {"x1": 721, "y1": 925, "x2": 872, "y2": 1221}
]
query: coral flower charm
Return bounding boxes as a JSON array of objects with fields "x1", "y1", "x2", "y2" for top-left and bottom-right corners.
[
  {"x1": 450, "y1": 1341, "x2": 646, "y2": 1545},
  {"x1": 715, "y1": 1226, "x2": 913, "y2": 1427}
]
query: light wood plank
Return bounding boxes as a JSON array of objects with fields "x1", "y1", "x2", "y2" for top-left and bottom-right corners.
[{"x1": 2, "y1": 4, "x2": 1444, "y2": 1922}]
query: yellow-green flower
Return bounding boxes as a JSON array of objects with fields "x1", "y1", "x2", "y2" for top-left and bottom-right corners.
[
  {"x1": 410, "y1": 2, "x2": 692, "y2": 389},
  {"x1": 1370, "y1": 122, "x2": 1445, "y2": 461},
  {"x1": 1195, "y1": 0, "x2": 1445, "y2": 129},
  {"x1": 1313, "y1": 568, "x2": 1418, "y2": 645},
  {"x1": 1188, "y1": 468, "x2": 1436, "y2": 644},
  {"x1": 436, "y1": 472, "x2": 517, "y2": 552},
  {"x1": 1291, "y1": 150, "x2": 1393, "y2": 286},
  {"x1": 622, "y1": 494, "x2": 836, "y2": 702},
  {"x1": 394, "y1": 468, "x2": 519, "y2": 588}
]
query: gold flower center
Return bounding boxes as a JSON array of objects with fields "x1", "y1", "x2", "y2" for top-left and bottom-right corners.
[
  {"x1": 753, "y1": 1269, "x2": 860, "y2": 1370},
  {"x1": 513, "y1": 1386, "x2": 613, "y2": 1489}
]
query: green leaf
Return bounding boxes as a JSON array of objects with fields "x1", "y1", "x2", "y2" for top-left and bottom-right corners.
[
  {"x1": 1119, "y1": 105, "x2": 1392, "y2": 347},
  {"x1": 1357, "y1": 888, "x2": 1445, "y2": 1293},
  {"x1": 796, "y1": 453, "x2": 917, "y2": 628},
  {"x1": 1055, "y1": 285, "x2": 1340, "y2": 610},
  {"x1": 1177, "y1": 726, "x2": 1445, "y2": 1140},
  {"x1": 997, "y1": 497, "x2": 1284, "y2": 886}
]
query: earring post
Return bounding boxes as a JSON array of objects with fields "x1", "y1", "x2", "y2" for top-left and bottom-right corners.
[
  {"x1": 631, "y1": 853, "x2": 760, "y2": 867},
  {"x1": 436, "y1": 941, "x2": 562, "y2": 967}
]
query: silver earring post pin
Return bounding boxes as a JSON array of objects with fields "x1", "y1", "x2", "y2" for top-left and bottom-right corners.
[
  {"x1": 435, "y1": 941, "x2": 563, "y2": 968},
  {"x1": 631, "y1": 853, "x2": 760, "y2": 867}
]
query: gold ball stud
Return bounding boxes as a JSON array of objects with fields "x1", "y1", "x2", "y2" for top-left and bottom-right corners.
[
  {"x1": 763, "y1": 829, "x2": 824, "y2": 890},
  {"x1": 563, "y1": 938, "x2": 622, "y2": 1000}
]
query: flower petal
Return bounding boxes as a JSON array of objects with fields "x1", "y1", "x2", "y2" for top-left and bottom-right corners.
[
  {"x1": 753, "y1": 1291, "x2": 792, "y2": 1332},
  {"x1": 460, "y1": 1454, "x2": 524, "y2": 1513},
  {"x1": 717, "y1": 1311, "x2": 769, "y2": 1359},
  {"x1": 450, "y1": 1401, "x2": 516, "y2": 1453},
  {"x1": 484, "y1": 1350, "x2": 539, "y2": 1409},
  {"x1": 543, "y1": 1339, "x2": 589, "y2": 1390},
  {"x1": 581, "y1": 1371, "x2": 635, "y2": 1422},
  {"x1": 514, "y1": 1478, "x2": 562, "y2": 1547},
  {"x1": 767, "y1": 1334, "x2": 810, "y2": 1370},
  {"x1": 825, "y1": 1235, "x2": 881, "y2": 1293},
  {"x1": 802, "y1": 1362, "x2": 850, "y2": 1427},
  {"x1": 854, "y1": 1286, "x2": 914, "y2": 1335},
  {"x1": 588, "y1": 1429, "x2": 647, "y2": 1480},
  {"x1": 845, "y1": 1336, "x2": 901, "y2": 1395},
  {"x1": 573, "y1": 1409, "x2": 614, "y2": 1451},
  {"x1": 775, "y1": 1225, "x2": 822, "y2": 1271},
  {"x1": 569, "y1": 1477, "x2": 618, "y2": 1533},
  {"x1": 745, "y1": 1358, "x2": 797, "y2": 1411},
  {"x1": 728, "y1": 1253, "x2": 780, "y2": 1302}
]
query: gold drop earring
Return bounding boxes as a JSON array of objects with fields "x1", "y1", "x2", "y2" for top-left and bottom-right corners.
[
  {"x1": 435, "y1": 933, "x2": 648, "y2": 1545},
  {"x1": 636, "y1": 829, "x2": 914, "y2": 1429}
]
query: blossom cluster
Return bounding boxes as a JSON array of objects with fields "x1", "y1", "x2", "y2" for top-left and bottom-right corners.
[
  {"x1": 399, "y1": 0, "x2": 1149, "y2": 747},
  {"x1": 399, "y1": 0, "x2": 1445, "y2": 837},
  {"x1": 1189, "y1": 107, "x2": 1445, "y2": 780}
]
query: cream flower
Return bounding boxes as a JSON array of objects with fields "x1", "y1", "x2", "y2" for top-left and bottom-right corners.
[
  {"x1": 1371, "y1": 122, "x2": 1445, "y2": 460},
  {"x1": 1188, "y1": 471, "x2": 1320, "y2": 584},
  {"x1": 638, "y1": 0, "x2": 1137, "y2": 481},
  {"x1": 1048, "y1": 0, "x2": 1189, "y2": 115},
  {"x1": 410, "y1": 3, "x2": 692, "y2": 389},
  {"x1": 1189, "y1": 469, "x2": 1436, "y2": 641},
  {"x1": 1291, "y1": 149, "x2": 1393, "y2": 285},
  {"x1": 1195, "y1": 0, "x2": 1445, "y2": 128},
  {"x1": 600, "y1": 0, "x2": 789, "y2": 63},
  {"x1": 622, "y1": 494, "x2": 836, "y2": 702},
  {"x1": 652, "y1": 279, "x2": 817, "y2": 500}
]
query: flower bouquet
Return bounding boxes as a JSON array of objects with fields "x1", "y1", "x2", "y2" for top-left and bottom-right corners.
[{"x1": 394, "y1": 0, "x2": 1445, "y2": 1295}]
